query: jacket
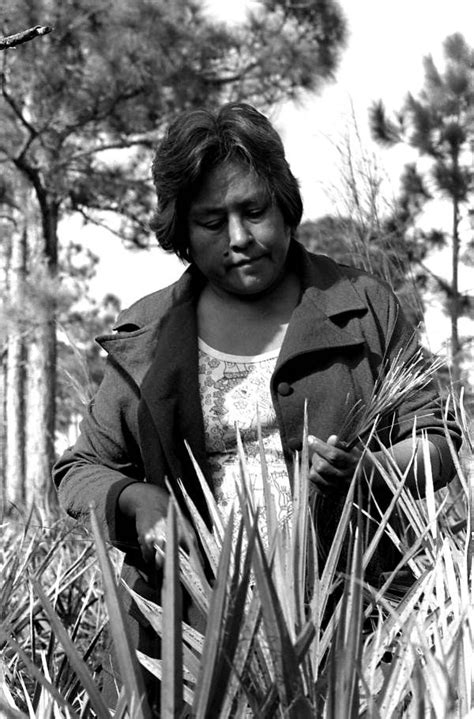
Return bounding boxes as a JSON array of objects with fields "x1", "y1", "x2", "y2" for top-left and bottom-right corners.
[{"x1": 53, "y1": 242, "x2": 460, "y2": 623}]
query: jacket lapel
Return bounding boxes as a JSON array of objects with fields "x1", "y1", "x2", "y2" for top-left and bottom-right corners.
[
  {"x1": 97, "y1": 269, "x2": 210, "y2": 488},
  {"x1": 277, "y1": 247, "x2": 367, "y2": 370},
  {"x1": 98, "y1": 325, "x2": 159, "y2": 388},
  {"x1": 139, "y1": 295, "x2": 210, "y2": 483}
]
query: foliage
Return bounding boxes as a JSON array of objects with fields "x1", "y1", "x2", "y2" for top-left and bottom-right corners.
[
  {"x1": 56, "y1": 291, "x2": 120, "y2": 435},
  {"x1": 1, "y1": 360, "x2": 471, "y2": 717},
  {"x1": 369, "y1": 33, "x2": 474, "y2": 368},
  {"x1": 297, "y1": 214, "x2": 425, "y2": 329},
  {"x1": 296, "y1": 118, "x2": 426, "y2": 328},
  {"x1": 0, "y1": 511, "x2": 111, "y2": 717},
  {"x1": 0, "y1": 0, "x2": 347, "y2": 250},
  {"x1": 0, "y1": 234, "x2": 113, "y2": 478}
]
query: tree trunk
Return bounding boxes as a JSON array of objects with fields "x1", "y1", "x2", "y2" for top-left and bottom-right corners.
[
  {"x1": 0, "y1": 236, "x2": 9, "y2": 505},
  {"x1": 25, "y1": 292, "x2": 57, "y2": 513},
  {"x1": 23, "y1": 196, "x2": 59, "y2": 515},
  {"x1": 450, "y1": 195, "x2": 461, "y2": 379},
  {"x1": 5, "y1": 228, "x2": 27, "y2": 510},
  {"x1": 0, "y1": 360, "x2": 5, "y2": 509}
]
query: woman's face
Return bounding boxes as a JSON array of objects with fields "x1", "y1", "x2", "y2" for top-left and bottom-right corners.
[{"x1": 187, "y1": 162, "x2": 291, "y2": 298}]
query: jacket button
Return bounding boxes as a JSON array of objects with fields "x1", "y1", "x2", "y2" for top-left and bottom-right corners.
[
  {"x1": 288, "y1": 438, "x2": 302, "y2": 452},
  {"x1": 276, "y1": 381, "x2": 292, "y2": 396}
]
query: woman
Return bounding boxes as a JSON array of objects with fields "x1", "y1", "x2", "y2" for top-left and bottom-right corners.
[{"x1": 53, "y1": 102, "x2": 460, "y2": 706}]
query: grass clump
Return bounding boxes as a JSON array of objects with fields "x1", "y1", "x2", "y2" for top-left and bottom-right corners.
[
  {"x1": 0, "y1": 513, "x2": 111, "y2": 717},
  {"x1": 0, "y1": 373, "x2": 472, "y2": 717}
]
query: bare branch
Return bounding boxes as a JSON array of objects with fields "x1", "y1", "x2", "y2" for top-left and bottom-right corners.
[
  {"x1": 54, "y1": 136, "x2": 156, "y2": 171},
  {"x1": 75, "y1": 207, "x2": 150, "y2": 248},
  {"x1": 0, "y1": 25, "x2": 53, "y2": 51},
  {"x1": 1, "y1": 70, "x2": 39, "y2": 147}
]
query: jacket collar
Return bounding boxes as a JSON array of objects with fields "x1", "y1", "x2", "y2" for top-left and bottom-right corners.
[
  {"x1": 96, "y1": 266, "x2": 200, "y2": 389},
  {"x1": 290, "y1": 240, "x2": 367, "y2": 317},
  {"x1": 275, "y1": 242, "x2": 367, "y2": 368},
  {"x1": 97, "y1": 267, "x2": 209, "y2": 483}
]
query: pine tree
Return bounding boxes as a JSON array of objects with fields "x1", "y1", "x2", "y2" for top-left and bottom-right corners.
[{"x1": 369, "y1": 33, "x2": 474, "y2": 379}]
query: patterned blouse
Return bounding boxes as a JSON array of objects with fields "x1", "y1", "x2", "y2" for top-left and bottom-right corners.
[{"x1": 197, "y1": 338, "x2": 292, "y2": 542}]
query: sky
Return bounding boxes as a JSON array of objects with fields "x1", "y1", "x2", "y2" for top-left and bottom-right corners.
[{"x1": 80, "y1": 0, "x2": 474, "y2": 350}]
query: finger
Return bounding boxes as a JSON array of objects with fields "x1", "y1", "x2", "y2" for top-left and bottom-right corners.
[
  {"x1": 309, "y1": 436, "x2": 359, "y2": 471},
  {"x1": 309, "y1": 470, "x2": 349, "y2": 495},
  {"x1": 309, "y1": 436, "x2": 344, "y2": 463},
  {"x1": 309, "y1": 452, "x2": 353, "y2": 479},
  {"x1": 138, "y1": 523, "x2": 166, "y2": 564},
  {"x1": 309, "y1": 455, "x2": 351, "y2": 483},
  {"x1": 327, "y1": 434, "x2": 350, "y2": 451},
  {"x1": 149, "y1": 530, "x2": 166, "y2": 562},
  {"x1": 328, "y1": 435, "x2": 363, "y2": 464},
  {"x1": 154, "y1": 544, "x2": 166, "y2": 569},
  {"x1": 138, "y1": 535, "x2": 156, "y2": 564},
  {"x1": 310, "y1": 458, "x2": 350, "y2": 480},
  {"x1": 177, "y1": 521, "x2": 193, "y2": 554}
]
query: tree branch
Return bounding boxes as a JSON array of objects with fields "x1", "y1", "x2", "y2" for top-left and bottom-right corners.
[
  {"x1": 1, "y1": 69, "x2": 39, "y2": 146},
  {"x1": 54, "y1": 136, "x2": 156, "y2": 170},
  {"x1": 75, "y1": 207, "x2": 151, "y2": 248},
  {"x1": 0, "y1": 25, "x2": 53, "y2": 51},
  {"x1": 418, "y1": 259, "x2": 453, "y2": 295}
]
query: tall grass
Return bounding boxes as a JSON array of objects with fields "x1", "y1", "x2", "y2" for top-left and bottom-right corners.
[
  {"x1": 0, "y1": 514, "x2": 110, "y2": 718},
  {"x1": 1, "y1": 388, "x2": 472, "y2": 717}
]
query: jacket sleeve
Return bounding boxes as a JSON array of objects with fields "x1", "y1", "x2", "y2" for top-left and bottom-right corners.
[
  {"x1": 53, "y1": 356, "x2": 145, "y2": 551},
  {"x1": 363, "y1": 280, "x2": 462, "y2": 487}
]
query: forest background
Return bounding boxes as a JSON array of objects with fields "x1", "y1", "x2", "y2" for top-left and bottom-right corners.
[{"x1": 1, "y1": 0, "x2": 473, "y2": 515}]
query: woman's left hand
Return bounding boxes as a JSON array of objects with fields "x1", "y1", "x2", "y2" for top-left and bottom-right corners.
[{"x1": 308, "y1": 434, "x2": 361, "y2": 495}]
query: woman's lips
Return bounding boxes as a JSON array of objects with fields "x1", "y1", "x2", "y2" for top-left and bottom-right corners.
[{"x1": 231, "y1": 255, "x2": 265, "y2": 268}]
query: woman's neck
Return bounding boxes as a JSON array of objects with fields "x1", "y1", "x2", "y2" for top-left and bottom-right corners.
[{"x1": 197, "y1": 271, "x2": 300, "y2": 355}]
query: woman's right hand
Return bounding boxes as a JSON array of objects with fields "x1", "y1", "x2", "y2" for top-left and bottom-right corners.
[
  {"x1": 308, "y1": 434, "x2": 361, "y2": 495},
  {"x1": 118, "y1": 483, "x2": 170, "y2": 566}
]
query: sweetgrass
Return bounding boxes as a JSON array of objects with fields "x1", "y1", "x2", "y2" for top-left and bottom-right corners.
[{"x1": 337, "y1": 346, "x2": 447, "y2": 448}]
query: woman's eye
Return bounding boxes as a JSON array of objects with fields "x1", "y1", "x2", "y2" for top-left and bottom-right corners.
[
  {"x1": 247, "y1": 207, "x2": 265, "y2": 220},
  {"x1": 199, "y1": 218, "x2": 223, "y2": 231}
]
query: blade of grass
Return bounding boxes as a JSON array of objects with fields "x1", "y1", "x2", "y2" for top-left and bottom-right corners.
[
  {"x1": 375, "y1": 624, "x2": 416, "y2": 718},
  {"x1": 362, "y1": 569, "x2": 435, "y2": 674},
  {"x1": 122, "y1": 585, "x2": 203, "y2": 671},
  {"x1": 89, "y1": 508, "x2": 151, "y2": 719},
  {"x1": 135, "y1": 653, "x2": 195, "y2": 707},
  {"x1": 177, "y1": 549, "x2": 211, "y2": 618},
  {"x1": 27, "y1": 576, "x2": 108, "y2": 718},
  {"x1": 0, "y1": 697, "x2": 29, "y2": 719},
  {"x1": 256, "y1": 405, "x2": 280, "y2": 551},
  {"x1": 341, "y1": 503, "x2": 365, "y2": 713},
  {"x1": 176, "y1": 478, "x2": 221, "y2": 576},
  {"x1": 325, "y1": 506, "x2": 364, "y2": 719},
  {"x1": 203, "y1": 521, "x2": 258, "y2": 718},
  {"x1": 0, "y1": 631, "x2": 81, "y2": 719},
  {"x1": 192, "y1": 509, "x2": 236, "y2": 718},
  {"x1": 218, "y1": 590, "x2": 267, "y2": 716},
  {"x1": 184, "y1": 440, "x2": 225, "y2": 542},
  {"x1": 291, "y1": 403, "x2": 310, "y2": 634},
  {"x1": 314, "y1": 469, "x2": 358, "y2": 629},
  {"x1": 249, "y1": 530, "x2": 304, "y2": 710},
  {"x1": 160, "y1": 501, "x2": 183, "y2": 719}
]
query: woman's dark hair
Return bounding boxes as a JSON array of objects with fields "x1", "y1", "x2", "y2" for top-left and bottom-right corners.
[{"x1": 150, "y1": 102, "x2": 303, "y2": 261}]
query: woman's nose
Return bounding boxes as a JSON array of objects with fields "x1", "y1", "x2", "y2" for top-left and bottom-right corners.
[{"x1": 228, "y1": 215, "x2": 251, "y2": 249}]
